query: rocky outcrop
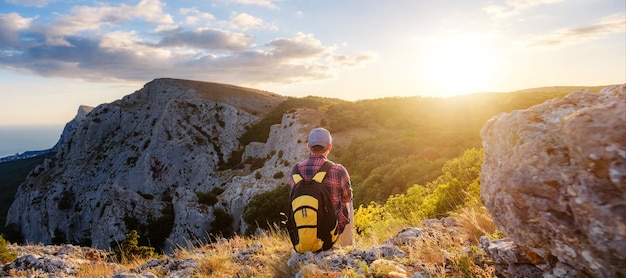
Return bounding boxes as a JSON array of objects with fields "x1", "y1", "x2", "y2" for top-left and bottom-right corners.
[
  {"x1": 0, "y1": 105, "x2": 92, "y2": 163},
  {"x1": 52, "y1": 105, "x2": 94, "y2": 152},
  {"x1": 223, "y1": 111, "x2": 312, "y2": 234},
  {"x1": 480, "y1": 85, "x2": 626, "y2": 277},
  {"x1": 4, "y1": 78, "x2": 310, "y2": 252}
]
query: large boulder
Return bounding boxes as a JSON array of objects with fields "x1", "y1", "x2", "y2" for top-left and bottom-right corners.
[{"x1": 480, "y1": 85, "x2": 625, "y2": 277}]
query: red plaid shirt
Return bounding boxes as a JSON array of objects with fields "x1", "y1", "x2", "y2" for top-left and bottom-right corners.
[{"x1": 289, "y1": 154, "x2": 352, "y2": 233}]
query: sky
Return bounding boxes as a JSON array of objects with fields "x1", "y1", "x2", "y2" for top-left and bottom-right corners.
[{"x1": 0, "y1": 0, "x2": 624, "y2": 128}]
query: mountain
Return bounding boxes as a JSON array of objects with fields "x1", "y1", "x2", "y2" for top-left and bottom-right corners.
[
  {"x1": 2, "y1": 79, "x2": 613, "y2": 253},
  {"x1": 4, "y1": 78, "x2": 300, "y2": 252},
  {"x1": 1, "y1": 83, "x2": 622, "y2": 277}
]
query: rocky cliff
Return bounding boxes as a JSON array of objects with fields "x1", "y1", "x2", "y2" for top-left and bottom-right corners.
[
  {"x1": 480, "y1": 84, "x2": 626, "y2": 277},
  {"x1": 51, "y1": 105, "x2": 94, "y2": 153},
  {"x1": 4, "y1": 78, "x2": 319, "y2": 252}
]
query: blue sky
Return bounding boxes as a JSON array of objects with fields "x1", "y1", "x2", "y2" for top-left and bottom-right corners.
[{"x1": 0, "y1": 0, "x2": 624, "y2": 126}]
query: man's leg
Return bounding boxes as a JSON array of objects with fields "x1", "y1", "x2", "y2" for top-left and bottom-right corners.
[{"x1": 338, "y1": 201, "x2": 354, "y2": 246}]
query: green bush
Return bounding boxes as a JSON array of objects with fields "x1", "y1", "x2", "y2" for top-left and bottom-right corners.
[
  {"x1": 210, "y1": 208, "x2": 234, "y2": 238},
  {"x1": 211, "y1": 187, "x2": 225, "y2": 195},
  {"x1": 273, "y1": 171, "x2": 284, "y2": 179},
  {"x1": 196, "y1": 191, "x2": 218, "y2": 206},
  {"x1": 0, "y1": 236, "x2": 17, "y2": 263},
  {"x1": 242, "y1": 185, "x2": 290, "y2": 235},
  {"x1": 354, "y1": 148, "x2": 485, "y2": 237},
  {"x1": 111, "y1": 230, "x2": 158, "y2": 264}
]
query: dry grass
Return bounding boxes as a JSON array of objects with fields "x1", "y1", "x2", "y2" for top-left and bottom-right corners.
[
  {"x1": 353, "y1": 217, "x2": 413, "y2": 250},
  {"x1": 392, "y1": 206, "x2": 499, "y2": 277},
  {"x1": 171, "y1": 226, "x2": 294, "y2": 277},
  {"x1": 6, "y1": 208, "x2": 499, "y2": 277},
  {"x1": 452, "y1": 206, "x2": 502, "y2": 243},
  {"x1": 75, "y1": 262, "x2": 121, "y2": 278}
]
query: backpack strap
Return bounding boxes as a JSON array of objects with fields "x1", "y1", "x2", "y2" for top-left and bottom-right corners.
[
  {"x1": 292, "y1": 161, "x2": 334, "y2": 184},
  {"x1": 312, "y1": 161, "x2": 333, "y2": 183},
  {"x1": 292, "y1": 166, "x2": 303, "y2": 184}
]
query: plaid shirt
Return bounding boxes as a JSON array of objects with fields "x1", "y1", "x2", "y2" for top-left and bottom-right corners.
[{"x1": 289, "y1": 154, "x2": 352, "y2": 233}]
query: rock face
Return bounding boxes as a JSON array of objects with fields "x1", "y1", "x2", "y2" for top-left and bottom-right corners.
[
  {"x1": 52, "y1": 105, "x2": 94, "y2": 152},
  {"x1": 4, "y1": 78, "x2": 319, "y2": 252},
  {"x1": 480, "y1": 85, "x2": 626, "y2": 277}
]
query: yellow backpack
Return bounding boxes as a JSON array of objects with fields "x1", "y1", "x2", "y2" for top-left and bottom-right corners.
[{"x1": 286, "y1": 161, "x2": 338, "y2": 253}]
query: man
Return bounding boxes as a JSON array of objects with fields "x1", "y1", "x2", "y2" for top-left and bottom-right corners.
[{"x1": 289, "y1": 127, "x2": 354, "y2": 246}]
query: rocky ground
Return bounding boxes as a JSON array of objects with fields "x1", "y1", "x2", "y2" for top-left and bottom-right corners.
[{"x1": 1, "y1": 216, "x2": 542, "y2": 278}]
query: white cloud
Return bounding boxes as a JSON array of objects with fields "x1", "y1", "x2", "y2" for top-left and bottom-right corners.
[
  {"x1": 180, "y1": 7, "x2": 215, "y2": 25},
  {"x1": 266, "y1": 32, "x2": 328, "y2": 59},
  {"x1": 134, "y1": 0, "x2": 175, "y2": 24},
  {"x1": 230, "y1": 13, "x2": 276, "y2": 30},
  {"x1": 0, "y1": 4, "x2": 373, "y2": 88},
  {"x1": 222, "y1": 0, "x2": 278, "y2": 9},
  {"x1": 484, "y1": 0, "x2": 566, "y2": 17},
  {"x1": 332, "y1": 52, "x2": 377, "y2": 67},
  {"x1": 100, "y1": 31, "x2": 170, "y2": 58},
  {"x1": 0, "y1": 13, "x2": 32, "y2": 46},
  {"x1": 522, "y1": 13, "x2": 626, "y2": 49},
  {"x1": 41, "y1": 0, "x2": 173, "y2": 45}
]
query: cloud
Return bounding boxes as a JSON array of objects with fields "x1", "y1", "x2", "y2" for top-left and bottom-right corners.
[
  {"x1": 222, "y1": 0, "x2": 278, "y2": 9},
  {"x1": 332, "y1": 53, "x2": 377, "y2": 68},
  {"x1": 39, "y1": 0, "x2": 173, "y2": 46},
  {"x1": 180, "y1": 8, "x2": 215, "y2": 25},
  {"x1": 484, "y1": 0, "x2": 565, "y2": 17},
  {"x1": 230, "y1": 13, "x2": 277, "y2": 30},
  {"x1": 0, "y1": 10, "x2": 374, "y2": 86},
  {"x1": 265, "y1": 32, "x2": 328, "y2": 59},
  {"x1": 0, "y1": 13, "x2": 33, "y2": 46},
  {"x1": 156, "y1": 28, "x2": 253, "y2": 51},
  {"x1": 0, "y1": 0, "x2": 374, "y2": 86},
  {"x1": 522, "y1": 13, "x2": 626, "y2": 49}
]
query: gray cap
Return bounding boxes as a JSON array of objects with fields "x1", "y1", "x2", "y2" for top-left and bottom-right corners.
[{"x1": 308, "y1": 127, "x2": 332, "y2": 149}]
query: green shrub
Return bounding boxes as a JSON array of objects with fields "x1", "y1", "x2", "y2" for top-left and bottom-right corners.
[
  {"x1": 247, "y1": 157, "x2": 266, "y2": 171},
  {"x1": 242, "y1": 185, "x2": 290, "y2": 235},
  {"x1": 196, "y1": 191, "x2": 218, "y2": 206},
  {"x1": 273, "y1": 171, "x2": 284, "y2": 179},
  {"x1": 354, "y1": 148, "x2": 486, "y2": 240},
  {"x1": 211, "y1": 187, "x2": 225, "y2": 195},
  {"x1": 0, "y1": 236, "x2": 17, "y2": 263},
  {"x1": 111, "y1": 230, "x2": 158, "y2": 264},
  {"x1": 210, "y1": 208, "x2": 234, "y2": 238}
]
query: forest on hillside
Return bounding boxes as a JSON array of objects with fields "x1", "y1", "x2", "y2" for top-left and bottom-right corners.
[
  {"x1": 242, "y1": 86, "x2": 607, "y2": 233},
  {"x1": 317, "y1": 86, "x2": 603, "y2": 205}
]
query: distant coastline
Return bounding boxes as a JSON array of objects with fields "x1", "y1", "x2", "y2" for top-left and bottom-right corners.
[{"x1": 0, "y1": 125, "x2": 63, "y2": 158}]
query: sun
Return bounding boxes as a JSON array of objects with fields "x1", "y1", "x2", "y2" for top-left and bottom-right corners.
[{"x1": 419, "y1": 35, "x2": 497, "y2": 97}]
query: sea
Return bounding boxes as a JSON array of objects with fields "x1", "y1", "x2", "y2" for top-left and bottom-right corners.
[{"x1": 0, "y1": 125, "x2": 65, "y2": 158}]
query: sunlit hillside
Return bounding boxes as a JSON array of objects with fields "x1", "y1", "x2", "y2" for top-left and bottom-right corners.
[
  {"x1": 0, "y1": 84, "x2": 613, "y2": 277},
  {"x1": 324, "y1": 85, "x2": 608, "y2": 205}
]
